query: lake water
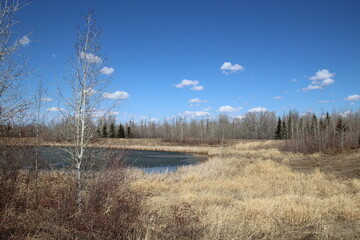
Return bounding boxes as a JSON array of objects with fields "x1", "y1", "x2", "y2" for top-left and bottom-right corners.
[{"x1": 24, "y1": 147, "x2": 206, "y2": 173}]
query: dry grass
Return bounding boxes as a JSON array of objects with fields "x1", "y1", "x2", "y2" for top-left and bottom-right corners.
[
  {"x1": 1, "y1": 139, "x2": 359, "y2": 239},
  {"x1": 130, "y1": 140, "x2": 360, "y2": 239}
]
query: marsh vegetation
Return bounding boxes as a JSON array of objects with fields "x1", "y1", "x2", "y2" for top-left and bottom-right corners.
[{"x1": 1, "y1": 139, "x2": 359, "y2": 239}]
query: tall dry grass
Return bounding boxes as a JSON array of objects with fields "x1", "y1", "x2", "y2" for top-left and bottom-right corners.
[{"x1": 130, "y1": 141, "x2": 360, "y2": 239}]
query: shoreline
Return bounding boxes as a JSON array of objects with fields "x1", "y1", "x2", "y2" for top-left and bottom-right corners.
[{"x1": 1, "y1": 137, "x2": 221, "y2": 155}]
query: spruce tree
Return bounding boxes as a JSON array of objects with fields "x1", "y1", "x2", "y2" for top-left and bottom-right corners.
[
  {"x1": 102, "y1": 124, "x2": 108, "y2": 138},
  {"x1": 319, "y1": 118, "x2": 326, "y2": 132},
  {"x1": 117, "y1": 124, "x2": 125, "y2": 138},
  {"x1": 336, "y1": 117, "x2": 347, "y2": 148},
  {"x1": 311, "y1": 114, "x2": 318, "y2": 133},
  {"x1": 325, "y1": 112, "x2": 331, "y2": 127},
  {"x1": 109, "y1": 122, "x2": 116, "y2": 138},
  {"x1": 275, "y1": 117, "x2": 282, "y2": 139}
]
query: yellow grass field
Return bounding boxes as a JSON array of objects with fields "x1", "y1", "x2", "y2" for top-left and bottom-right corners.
[{"x1": 126, "y1": 139, "x2": 360, "y2": 239}]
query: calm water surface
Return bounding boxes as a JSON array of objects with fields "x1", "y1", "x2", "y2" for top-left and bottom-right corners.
[{"x1": 25, "y1": 147, "x2": 206, "y2": 173}]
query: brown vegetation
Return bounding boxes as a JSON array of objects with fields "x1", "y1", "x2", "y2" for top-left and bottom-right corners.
[{"x1": 0, "y1": 140, "x2": 359, "y2": 239}]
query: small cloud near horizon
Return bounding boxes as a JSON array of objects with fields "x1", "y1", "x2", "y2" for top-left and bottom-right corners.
[
  {"x1": 248, "y1": 107, "x2": 267, "y2": 112},
  {"x1": 46, "y1": 107, "x2": 63, "y2": 112},
  {"x1": 184, "y1": 111, "x2": 210, "y2": 117},
  {"x1": 219, "y1": 105, "x2": 242, "y2": 113},
  {"x1": 345, "y1": 94, "x2": 360, "y2": 101}
]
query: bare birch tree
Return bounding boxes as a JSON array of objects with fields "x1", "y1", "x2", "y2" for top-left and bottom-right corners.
[
  {"x1": 0, "y1": 0, "x2": 30, "y2": 125},
  {"x1": 59, "y1": 12, "x2": 113, "y2": 211}
]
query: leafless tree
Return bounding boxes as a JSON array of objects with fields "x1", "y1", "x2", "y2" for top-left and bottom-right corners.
[
  {"x1": 58, "y1": 12, "x2": 113, "y2": 211},
  {"x1": 0, "y1": 0, "x2": 30, "y2": 125}
]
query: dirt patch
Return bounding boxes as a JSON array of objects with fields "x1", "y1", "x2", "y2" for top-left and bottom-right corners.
[{"x1": 284, "y1": 150, "x2": 360, "y2": 179}]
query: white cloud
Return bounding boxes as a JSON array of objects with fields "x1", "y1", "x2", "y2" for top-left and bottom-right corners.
[
  {"x1": 80, "y1": 51, "x2": 102, "y2": 64},
  {"x1": 248, "y1": 107, "x2": 267, "y2": 113},
  {"x1": 234, "y1": 115, "x2": 245, "y2": 120},
  {"x1": 202, "y1": 107, "x2": 212, "y2": 111},
  {"x1": 302, "y1": 85, "x2": 323, "y2": 90},
  {"x1": 46, "y1": 107, "x2": 63, "y2": 112},
  {"x1": 219, "y1": 105, "x2": 242, "y2": 113},
  {"x1": 139, "y1": 116, "x2": 148, "y2": 120},
  {"x1": 318, "y1": 100, "x2": 335, "y2": 103},
  {"x1": 41, "y1": 97, "x2": 53, "y2": 102},
  {"x1": 175, "y1": 79, "x2": 199, "y2": 88},
  {"x1": 189, "y1": 98, "x2": 206, "y2": 103},
  {"x1": 309, "y1": 69, "x2": 335, "y2": 81},
  {"x1": 341, "y1": 111, "x2": 352, "y2": 117},
  {"x1": 100, "y1": 67, "x2": 115, "y2": 75},
  {"x1": 85, "y1": 88, "x2": 97, "y2": 95},
  {"x1": 345, "y1": 94, "x2": 360, "y2": 101},
  {"x1": 174, "y1": 79, "x2": 204, "y2": 91},
  {"x1": 220, "y1": 62, "x2": 244, "y2": 74},
  {"x1": 184, "y1": 111, "x2": 210, "y2": 117},
  {"x1": 272, "y1": 96, "x2": 283, "y2": 99},
  {"x1": 303, "y1": 69, "x2": 335, "y2": 91},
  {"x1": 150, "y1": 118, "x2": 159, "y2": 122},
  {"x1": 19, "y1": 36, "x2": 30, "y2": 46},
  {"x1": 103, "y1": 91, "x2": 129, "y2": 100},
  {"x1": 191, "y1": 85, "x2": 204, "y2": 91},
  {"x1": 189, "y1": 103, "x2": 200, "y2": 107},
  {"x1": 291, "y1": 78, "x2": 298, "y2": 82},
  {"x1": 321, "y1": 78, "x2": 334, "y2": 86}
]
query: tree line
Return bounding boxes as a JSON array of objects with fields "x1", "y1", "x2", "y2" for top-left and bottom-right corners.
[{"x1": 12, "y1": 109, "x2": 357, "y2": 153}]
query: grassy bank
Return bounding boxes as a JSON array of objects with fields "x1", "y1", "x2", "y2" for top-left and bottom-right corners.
[{"x1": 1, "y1": 139, "x2": 359, "y2": 239}]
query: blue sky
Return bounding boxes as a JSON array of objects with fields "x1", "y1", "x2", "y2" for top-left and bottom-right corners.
[{"x1": 17, "y1": 0, "x2": 360, "y2": 122}]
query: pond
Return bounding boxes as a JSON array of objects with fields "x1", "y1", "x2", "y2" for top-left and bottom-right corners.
[{"x1": 23, "y1": 147, "x2": 206, "y2": 173}]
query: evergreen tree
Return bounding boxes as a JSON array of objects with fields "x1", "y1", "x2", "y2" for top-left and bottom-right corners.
[
  {"x1": 281, "y1": 118, "x2": 287, "y2": 139},
  {"x1": 319, "y1": 118, "x2": 326, "y2": 132},
  {"x1": 127, "y1": 126, "x2": 133, "y2": 138},
  {"x1": 109, "y1": 122, "x2": 116, "y2": 138},
  {"x1": 336, "y1": 117, "x2": 347, "y2": 134},
  {"x1": 336, "y1": 117, "x2": 347, "y2": 148},
  {"x1": 275, "y1": 117, "x2": 282, "y2": 139},
  {"x1": 311, "y1": 114, "x2": 318, "y2": 133},
  {"x1": 102, "y1": 124, "x2": 108, "y2": 138},
  {"x1": 325, "y1": 112, "x2": 331, "y2": 127},
  {"x1": 117, "y1": 124, "x2": 125, "y2": 138}
]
